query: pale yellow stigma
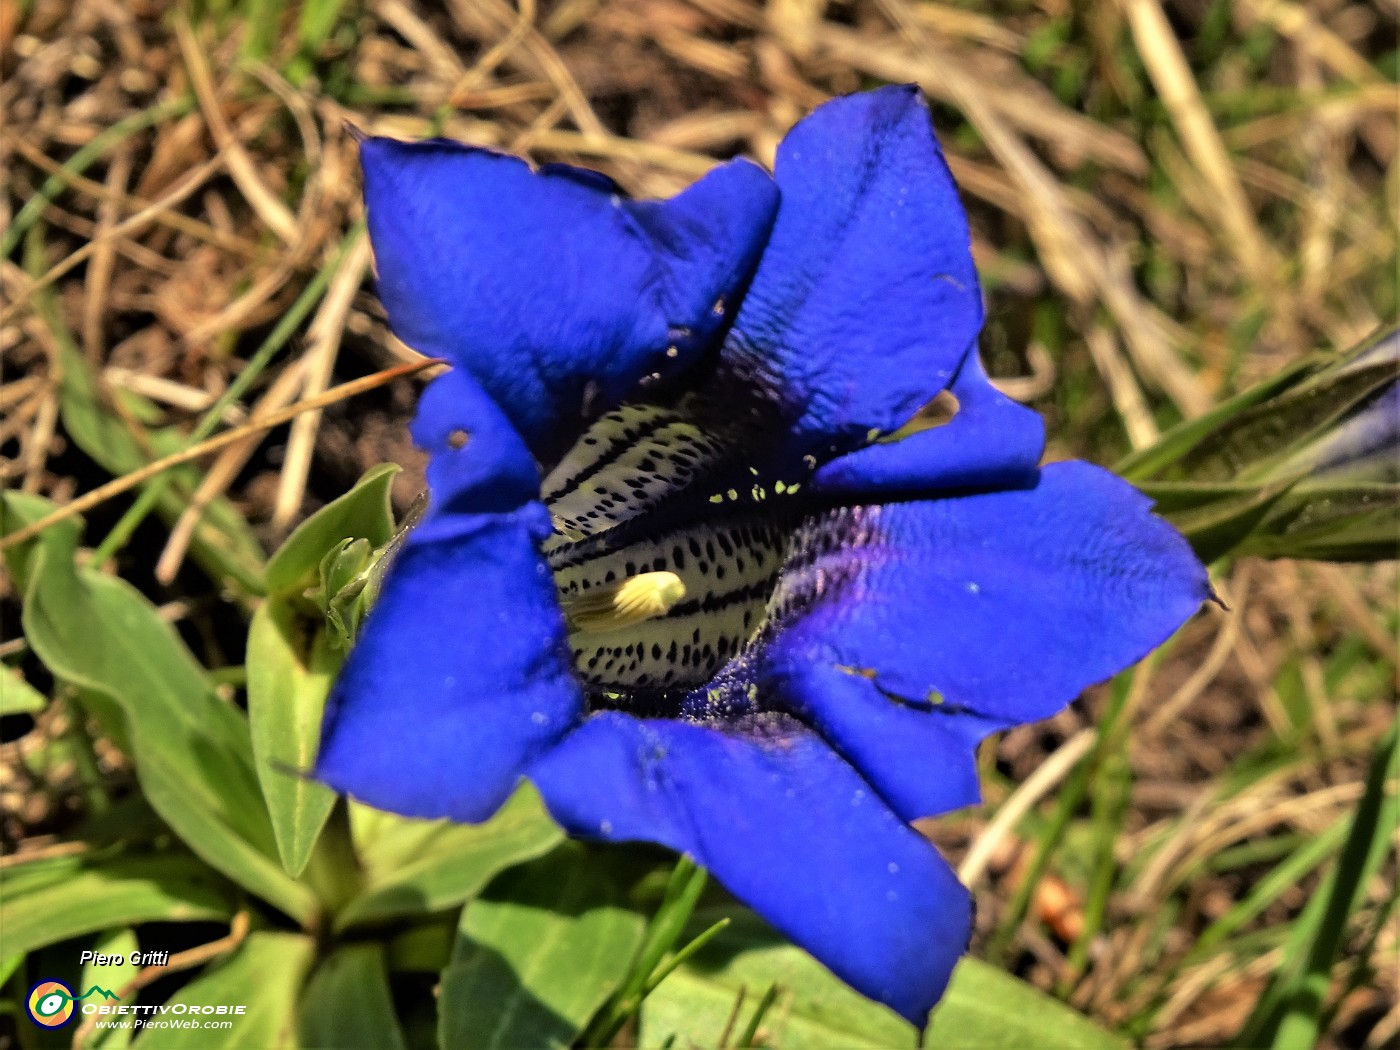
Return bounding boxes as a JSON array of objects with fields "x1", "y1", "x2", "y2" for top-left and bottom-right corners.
[{"x1": 561, "y1": 571, "x2": 687, "y2": 634}]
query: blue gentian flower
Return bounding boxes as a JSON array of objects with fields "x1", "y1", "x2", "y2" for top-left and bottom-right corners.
[{"x1": 316, "y1": 86, "x2": 1210, "y2": 1024}]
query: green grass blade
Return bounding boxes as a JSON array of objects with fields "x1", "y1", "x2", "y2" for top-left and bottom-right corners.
[
  {"x1": 1233, "y1": 716, "x2": 1398, "y2": 1048},
  {"x1": 1, "y1": 99, "x2": 192, "y2": 260}
]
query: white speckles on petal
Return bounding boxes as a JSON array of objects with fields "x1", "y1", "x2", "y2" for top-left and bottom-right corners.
[
  {"x1": 887, "y1": 862, "x2": 899, "y2": 874},
  {"x1": 600, "y1": 819, "x2": 614, "y2": 834},
  {"x1": 531, "y1": 711, "x2": 548, "y2": 726}
]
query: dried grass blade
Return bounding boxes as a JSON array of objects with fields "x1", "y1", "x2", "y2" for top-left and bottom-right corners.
[
  {"x1": 174, "y1": 14, "x2": 300, "y2": 245},
  {"x1": 154, "y1": 360, "x2": 309, "y2": 584},
  {"x1": 0, "y1": 359, "x2": 444, "y2": 555},
  {"x1": 1119, "y1": 0, "x2": 1277, "y2": 293},
  {"x1": 270, "y1": 235, "x2": 373, "y2": 533}
]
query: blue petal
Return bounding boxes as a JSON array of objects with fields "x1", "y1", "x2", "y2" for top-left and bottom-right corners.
[
  {"x1": 316, "y1": 372, "x2": 583, "y2": 822},
  {"x1": 763, "y1": 462, "x2": 1210, "y2": 730},
  {"x1": 411, "y1": 368, "x2": 543, "y2": 518},
  {"x1": 765, "y1": 663, "x2": 1003, "y2": 822},
  {"x1": 361, "y1": 138, "x2": 779, "y2": 457},
  {"x1": 812, "y1": 352, "x2": 1045, "y2": 497},
  {"x1": 723, "y1": 85, "x2": 982, "y2": 456},
  {"x1": 528, "y1": 712, "x2": 970, "y2": 1025}
]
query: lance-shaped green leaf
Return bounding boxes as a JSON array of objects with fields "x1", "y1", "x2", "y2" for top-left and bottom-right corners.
[
  {"x1": 82, "y1": 929, "x2": 141, "y2": 1049},
  {"x1": 638, "y1": 910, "x2": 1128, "y2": 1049},
  {"x1": 21, "y1": 512, "x2": 315, "y2": 923},
  {"x1": 336, "y1": 785, "x2": 562, "y2": 931},
  {"x1": 2, "y1": 490, "x2": 67, "y2": 590},
  {"x1": 0, "y1": 848, "x2": 90, "y2": 897},
  {"x1": 0, "y1": 855, "x2": 232, "y2": 959},
  {"x1": 247, "y1": 597, "x2": 340, "y2": 878},
  {"x1": 248, "y1": 465, "x2": 412, "y2": 875},
  {"x1": 438, "y1": 846, "x2": 645, "y2": 1050},
  {"x1": 2, "y1": 664, "x2": 47, "y2": 715},
  {"x1": 1121, "y1": 326, "x2": 1398, "y2": 484},
  {"x1": 1133, "y1": 478, "x2": 1297, "y2": 564},
  {"x1": 134, "y1": 932, "x2": 315, "y2": 1049},
  {"x1": 297, "y1": 944, "x2": 406, "y2": 1050},
  {"x1": 1124, "y1": 325, "x2": 1399, "y2": 562},
  {"x1": 265, "y1": 464, "x2": 400, "y2": 596},
  {"x1": 1232, "y1": 481, "x2": 1400, "y2": 562},
  {"x1": 1117, "y1": 358, "x2": 1319, "y2": 483}
]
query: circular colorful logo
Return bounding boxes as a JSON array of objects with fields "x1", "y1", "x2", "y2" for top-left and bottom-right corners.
[{"x1": 26, "y1": 980, "x2": 76, "y2": 1028}]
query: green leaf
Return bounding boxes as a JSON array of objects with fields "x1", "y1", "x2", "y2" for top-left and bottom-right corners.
[
  {"x1": 0, "y1": 952, "x2": 23, "y2": 986},
  {"x1": 246, "y1": 598, "x2": 340, "y2": 877},
  {"x1": 0, "y1": 856, "x2": 232, "y2": 959},
  {"x1": 1137, "y1": 478, "x2": 1294, "y2": 564},
  {"x1": 1115, "y1": 355, "x2": 1321, "y2": 482},
  {"x1": 638, "y1": 910, "x2": 914, "y2": 1048},
  {"x1": 639, "y1": 912, "x2": 1127, "y2": 1049},
  {"x1": 587, "y1": 855, "x2": 710, "y2": 1045},
  {"x1": 298, "y1": 0, "x2": 353, "y2": 49},
  {"x1": 297, "y1": 944, "x2": 406, "y2": 1050},
  {"x1": 1121, "y1": 326, "x2": 1399, "y2": 563},
  {"x1": 1235, "y1": 718, "x2": 1399, "y2": 1048},
  {"x1": 1236, "y1": 481, "x2": 1400, "y2": 562},
  {"x1": 337, "y1": 785, "x2": 562, "y2": 931},
  {"x1": 927, "y1": 959, "x2": 1129, "y2": 1049},
  {"x1": 439, "y1": 846, "x2": 645, "y2": 1050},
  {"x1": 265, "y1": 465, "x2": 399, "y2": 595},
  {"x1": 0, "y1": 848, "x2": 90, "y2": 897},
  {"x1": 134, "y1": 932, "x2": 315, "y2": 1049},
  {"x1": 1, "y1": 664, "x2": 47, "y2": 715},
  {"x1": 1119, "y1": 328, "x2": 1399, "y2": 485},
  {"x1": 82, "y1": 929, "x2": 140, "y2": 1049},
  {"x1": 385, "y1": 921, "x2": 456, "y2": 974},
  {"x1": 21, "y1": 517, "x2": 316, "y2": 923},
  {"x1": 1, "y1": 489, "x2": 61, "y2": 591}
]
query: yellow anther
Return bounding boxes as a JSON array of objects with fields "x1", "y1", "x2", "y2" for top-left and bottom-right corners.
[{"x1": 562, "y1": 572, "x2": 686, "y2": 634}]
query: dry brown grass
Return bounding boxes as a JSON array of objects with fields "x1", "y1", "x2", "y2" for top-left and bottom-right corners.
[{"x1": 1, "y1": 1, "x2": 1395, "y2": 1046}]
